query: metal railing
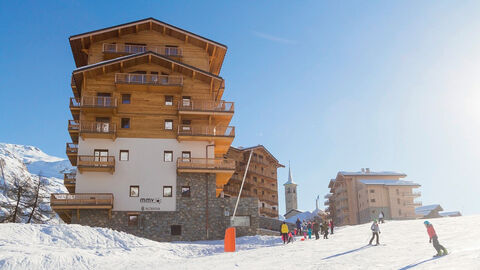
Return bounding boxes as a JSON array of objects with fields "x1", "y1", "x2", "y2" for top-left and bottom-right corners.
[
  {"x1": 66, "y1": 143, "x2": 78, "y2": 154},
  {"x1": 178, "y1": 100, "x2": 234, "y2": 113},
  {"x1": 177, "y1": 158, "x2": 235, "y2": 171},
  {"x1": 177, "y1": 125, "x2": 235, "y2": 137},
  {"x1": 115, "y1": 73, "x2": 183, "y2": 86},
  {"x1": 68, "y1": 120, "x2": 80, "y2": 131},
  {"x1": 63, "y1": 173, "x2": 76, "y2": 185},
  {"x1": 77, "y1": 155, "x2": 115, "y2": 168},
  {"x1": 80, "y1": 96, "x2": 118, "y2": 108},
  {"x1": 79, "y1": 121, "x2": 116, "y2": 134},
  {"x1": 103, "y1": 43, "x2": 183, "y2": 57},
  {"x1": 50, "y1": 193, "x2": 113, "y2": 207}
]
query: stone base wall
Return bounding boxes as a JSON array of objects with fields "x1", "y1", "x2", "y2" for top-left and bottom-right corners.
[{"x1": 71, "y1": 173, "x2": 259, "y2": 242}]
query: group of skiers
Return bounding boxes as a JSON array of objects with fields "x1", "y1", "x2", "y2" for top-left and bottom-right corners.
[
  {"x1": 281, "y1": 213, "x2": 448, "y2": 258},
  {"x1": 280, "y1": 218, "x2": 334, "y2": 244}
]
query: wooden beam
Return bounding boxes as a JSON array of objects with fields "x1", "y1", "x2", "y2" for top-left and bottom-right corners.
[
  {"x1": 89, "y1": 35, "x2": 93, "y2": 44},
  {"x1": 171, "y1": 62, "x2": 174, "y2": 71},
  {"x1": 80, "y1": 38, "x2": 86, "y2": 50},
  {"x1": 149, "y1": 21, "x2": 152, "y2": 30},
  {"x1": 118, "y1": 29, "x2": 121, "y2": 37},
  {"x1": 192, "y1": 71, "x2": 196, "y2": 79},
  {"x1": 120, "y1": 62, "x2": 124, "y2": 73},
  {"x1": 135, "y1": 25, "x2": 139, "y2": 33},
  {"x1": 148, "y1": 54, "x2": 151, "y2": 63},
  {"x1": 185, "y1": 35, "x2": 189, "y2": 44},
  {"x1": 102, "y1": 66, "x2": 106, "y2": 74},
  {"x1": 205, "y1": 43, "x2": 209, "y2": 52},
  {"x1": 108, "y1": 209, "x2": 112, "y2": 219},
  {"x1": 163, "y1": 26, "x2": 166, "y2": 35},
  {"x1": 77, "y1": 209, "x2": 80, "y2": 220}
]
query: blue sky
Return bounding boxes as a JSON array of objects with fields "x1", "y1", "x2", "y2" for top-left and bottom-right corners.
[{"x1": 1, "y1": 1, "x2": 480, "y2": 215}]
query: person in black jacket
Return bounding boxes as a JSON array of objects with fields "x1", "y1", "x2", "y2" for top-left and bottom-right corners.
[
  {"x1": 313, "y1": 221, "x2": 320, "y2": 240},
  {"x1": 296, "y1": 218, "x2": 302, "y2": 235}
]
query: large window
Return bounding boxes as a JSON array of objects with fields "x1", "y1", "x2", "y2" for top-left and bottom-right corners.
[
  {"x1": 164, "y1": 119, "x2": 173, "y2": 130},
  {"x1": 181, "y1": 151, "x2": 191, "y2": 162},
  {"x1": 130, "y1": 186, "x2": 139, "y2": 197},
  {"x1": 164, "y1": 151, "x2": 173, "y2": 162},
  {"x1": 163, "y1": 186, "x2": 173, "y2": 197},
  {"x1": 119, "y1": 150, "x2": 129, "y2": 161}
]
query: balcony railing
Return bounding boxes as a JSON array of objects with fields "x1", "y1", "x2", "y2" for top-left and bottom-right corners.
[
  {"x1": 402, "y1": 191, "x2": 421, "y2": 197},
  {"x1": 50, "y1": 193, "x2": 113, "y2": 208},
  {"x1": 64, "y1": 172, "x2": 76, "y2": 185},
  {"x1": 66, "y1": 143, "x2": 78, "y2": 155},
  {"x1": 70, "y1": 97, "x2": 80, "y2": 108},
  {"x1": 177, "y1": 158, "x2": 235, "y2": 171},
  {"x1": 103, "y1": 43, "x2": 183, "y2": 57},
  {"x1": 81, "y1": 96, "x2": 118, "y2": 108},
  {"x1": 77, "y1": 155, "x2": 115, "y2": 168},
  {"x1": 178, "y1": 100, "x2": 234, "y2": 113},
  {"x1": 115, "y1": 73, "x2": 183, "y2": 86},
  {"x1": 80, "y1": 121, "x2": 116, "y2": 134},
  {"x1": 259, "y1": 207, "x2": 278, "y2": 216},
  {"x1": 223, "y1": 186, "x2": 252, "y2": 197},
  {"x1": 68, "y1": 120, "x2": 80, "y2": 132},
  {"x1": 177, "y1": 125, "x2": 235, "y2": 137},
  {"x1": 407, "y1": 201, "x2": 422, "y2": 207}
]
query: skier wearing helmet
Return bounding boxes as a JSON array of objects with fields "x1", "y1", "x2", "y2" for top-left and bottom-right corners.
[{"x1": 424, "y1": 221, "x2": 448, "y2": 257}]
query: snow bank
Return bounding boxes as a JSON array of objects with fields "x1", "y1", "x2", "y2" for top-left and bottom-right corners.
[{"x1": 1, "y1": 215, "x2": 479, "y2": 269}]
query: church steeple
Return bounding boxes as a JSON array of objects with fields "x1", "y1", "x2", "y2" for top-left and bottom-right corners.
[
  {"x1": 284, "y1": 162, "x2": 298, "y2": 215},
  {"x1": 284, "y1": 163, "x2": 296, "y2": 185}
]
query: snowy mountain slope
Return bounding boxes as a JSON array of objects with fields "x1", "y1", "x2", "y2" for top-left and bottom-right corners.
[
  {"x1": 0, "y1": 215, "x2": 478, "y2": 269},
  {"x1": 0, "y1": 143, "x2": 70, "y2": 223}
]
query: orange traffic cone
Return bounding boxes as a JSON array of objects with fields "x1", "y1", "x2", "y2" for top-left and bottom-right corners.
[{"x1": 224, "y1": 227, "x2": 236, "y2": 252}]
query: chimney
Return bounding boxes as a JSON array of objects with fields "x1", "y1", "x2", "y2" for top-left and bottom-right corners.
[{"x1": 366, "y1": 168, "x2": 370, "y2": 173}]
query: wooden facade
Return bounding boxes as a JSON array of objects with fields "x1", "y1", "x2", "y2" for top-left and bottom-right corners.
[
  {"x1": 58, "y1": 18, "x2": 235, "y2": 222},
  {"x1": 224, "y1": 146, "x2": 284, "y2": 218}
]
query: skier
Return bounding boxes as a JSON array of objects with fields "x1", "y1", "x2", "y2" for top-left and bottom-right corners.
[
  {"x1": 424, "y1": 221, "x2": 448, "y2": 257},
  {"x1": 307, "y1": 221, "x2": 313, "y2": 239},
  {"x1": 379, "y1": 211, "x2": 385, "y2": 224},
  {"x1": 296, "y1": 218, "x2": 302, "y2": 235},
  {"x1": 329, "y1": 219, "x2": 334, "y2": 234},
  {"x1": 323, "y1": 221, "x2": 329, "y2": 239},
  {"x1": 281, "y1": 222, "x2": 289, "y2": 244},
  {"x1": 313, "y1": 221, "x2": 320, "y2": 240},
  {"x1": 368, "y1": 219, "x2": 380, "y2": 245},
  {"x1": 287, "y1": 231, "x2": 295, "y2": 243}
]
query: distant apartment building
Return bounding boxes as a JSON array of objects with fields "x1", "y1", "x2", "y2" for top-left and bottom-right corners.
[
  {"x1": 224, "y1": 145, "x2": 284, "y2": 218},
  {"x1": 325, "y1": 168, "x2": 421, "y2": 225},
  {"x1": 51, "y1": 18, "x2": 259, "y2": 242}
]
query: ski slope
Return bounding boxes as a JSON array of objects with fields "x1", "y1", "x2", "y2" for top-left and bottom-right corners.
[{"x1": 0, "y1": 215, "x2": 479, "y2": 269}]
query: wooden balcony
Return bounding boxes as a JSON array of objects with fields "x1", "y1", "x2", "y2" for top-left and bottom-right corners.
[
  {"x1": 177, "y1": 125, "x2": 235, "y2": 156},
  {"x1": 77, "y1": 96, "x2": 118, "y2": 113},
  {"x1": 407, "y1": 201, "x2": 422, "y2": 207},
  {"x1": 103, "y1": 43, "x2": 183, "y2": 60},
  {"x1": 178, "y1": 100, "x2": 234, "y2": 120},
  {"x1": 50, "y1": 193, "x2": 114, "y2": 223},
  {"x1": 68, "y1": 120, "x2": 79, "y2": 143},
  {"x1": 259, "y1": 207, "x2": 278, "y2": 217},
  {"x1": 115, "y1": 73, "x2": 183, "y2": 92},
  {"x1": 223, "y1": 185, "x2": 253, "y2": 197},
  {"x1": 69, "y1": 98, "x2": 80, "y2": 120},
  {"x1": 177, "y1": 158, "x2": 235, "y2": 173},
  {"x1": 402, "y1": 191, "x2": 421, "y2": 197},
  {"x1": 77, "y1": 155, "x2": 115, "y2": 173},
  {"x1": 66, "y1": 143, "x2": 78, "y2": 166},
  {"x1": 259, "y1": 194, "x2": 278, "y2": 205},
  {"x1": 63, "y1": 172, "x2": 76, "y2": 193},
  {"x1": 79, "y1": 121, "x2": 116, "y2": 140}
]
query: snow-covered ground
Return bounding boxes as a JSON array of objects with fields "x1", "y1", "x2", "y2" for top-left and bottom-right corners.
[{"x1": 1, "y1": 215, "x2": 479, "y2": 270}]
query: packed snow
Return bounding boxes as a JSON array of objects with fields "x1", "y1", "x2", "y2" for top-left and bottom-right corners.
[{"x1": 1, "y1": 215, "x2": 479, "y2": 269}]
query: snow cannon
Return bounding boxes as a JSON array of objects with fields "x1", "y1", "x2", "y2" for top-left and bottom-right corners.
[{"x1": 224, "y1": 227, "x2": 236, "y2": 252}]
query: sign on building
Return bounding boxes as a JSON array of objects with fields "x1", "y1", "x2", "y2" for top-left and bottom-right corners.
[{"x1": 230, "y1": 216, "x2": 250, "y2": 227}]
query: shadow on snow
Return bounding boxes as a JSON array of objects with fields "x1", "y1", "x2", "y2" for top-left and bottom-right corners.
[
  {"x1": 398, "y1": 257, "x2": 441, "y2": 270},
  {"x1": 322, "y1": 245, "x2": 371, "y2": 260}
]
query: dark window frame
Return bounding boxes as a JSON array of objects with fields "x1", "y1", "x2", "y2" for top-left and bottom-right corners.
[
  {"x1": 119, "y1": 150, "x2": 129, "y2": 161},
  {"x1": 121, "y1": 118, "x2": 130, "y2": 129},
  {"x1": 130, "y1": 185, "x2": 139, "y2": 197},
  {"x1": 122, "y1": 94, "x2": 131, "y2": 104},
  {"x1": 171, "y1": 225, "x2": 181, "y2": 235},
  {"x1": 127, "y1": 213, "x2": 139, "y2": 227},
  {"x1": 164, "y1": 151, "x2": 173, "y2": 162},
  {"x1": 181, "y1": 186, "x2": 191, "y2": 198},
  {"x1": 165, "y1": 95, "x2": 173, "y2": 106},
  {"x1": 163, "y1": 186, "x2": 173, "y2": 197},
  {"x1": 164, "y1": 119, "x2": 173, "y2": 130}
]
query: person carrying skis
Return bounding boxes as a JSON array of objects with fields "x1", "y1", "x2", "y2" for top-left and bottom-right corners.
[
  {"x1": 424, "y1": 221, "x2": 448, "y2": 257},
  {"x1": 281, "y1": 222, "x2": 289, "y2": 244},
  {"x1": 296, "y1": 218, "x2": 302, "y2": 235},
  {"x1": 313, "y1": 221, "x2": 320, "y2": 240},
  {"x1": 368, "y1": 219, "x2": 380, "y2": 245},
  {"x1": 329, "y1": 219, "x2": 334, "y2": 234},
  {"x1": 379, "y1": 211, "x2": 385, "y2": 223}
]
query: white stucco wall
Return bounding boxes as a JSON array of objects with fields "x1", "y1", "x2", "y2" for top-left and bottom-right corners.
[{"x1": 76, "y1": 138, "x2": 213, "y2": 211}]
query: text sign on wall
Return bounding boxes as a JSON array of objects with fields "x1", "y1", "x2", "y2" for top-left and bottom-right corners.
[
  {"x1": 140, "y1": 197, "x2": 162, "y2": 211},
  {"x1": 230, "y1": 216, "x2": 250, "y2": 227}
]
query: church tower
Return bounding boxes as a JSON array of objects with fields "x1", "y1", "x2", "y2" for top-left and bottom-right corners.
[{"x1": 283, "y1": 164, "x2": 298, "y2": 214}]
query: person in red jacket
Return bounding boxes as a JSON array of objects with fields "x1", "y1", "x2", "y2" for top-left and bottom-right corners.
[{"x1": 424, "y1": 221, "x2": 448, "y2": 257}]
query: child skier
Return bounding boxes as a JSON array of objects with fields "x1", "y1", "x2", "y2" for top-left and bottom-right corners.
[
  {"x1": 307, "y1": 221, "x2": 312, "y2": 239},
  {"x1": 424, "y1": 221, "x2": 448, "y2": 257},
  {"x1": 368, "y1": 219, "x2": 380, "y2": 245},
  {"x1": 287, "y1": 231, "x2": 295, "y2": 243}
]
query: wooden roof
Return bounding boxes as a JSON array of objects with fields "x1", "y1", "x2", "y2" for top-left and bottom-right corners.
[
  {"x1": 230, "y1": 145, "x2": 285, "y2": 167},
  {"x1": 71, "y1": 51, "x2": 225, "y2": 99},
  {"x1": 69, "y1": 18, "x2": 227, "y2": 75}
]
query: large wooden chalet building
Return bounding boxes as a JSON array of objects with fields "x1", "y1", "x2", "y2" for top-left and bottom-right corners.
[{"x1": 52, "y1": 18, "x2": 260, "y2": 241}]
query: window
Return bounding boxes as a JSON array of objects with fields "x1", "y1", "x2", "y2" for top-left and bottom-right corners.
[
  {"x1": 370, "y1": 190, "x2": 375, "y2": 193},
  {"x1": 181, "y1": 151, "x2": 191, "y2": 162},
  {"x1": 293, "y1": 189, "x2": 296, "y2": 193},
  {"x1": 253, "y1": 177, "x2": 257, "y2": 182},
  {"x1": 163, "y1": 186, "x2": 173, "y2": 197},
  {"x1": 130, "y1": 186, "x2": 139, "y2": 197},
  {"x1": 396, "y1": 189, "x2": 399, "y2": 195},
  {"x1": 164, "y1": 151, "x2": 173, "y2": 162},
  {"x1": 272, "y1": 206, "x2": 276, "y2": 210},
  {"x1": 182, "y1": 96, "x2": 191, "y2": 107},
  {"x1": 121, "y1": 118, "x2": 130, "y2": 128},
  {"x1": 165, "y1": 45, "x2": 180, "y2": 56},
  {"x1": 165, "y1": 95, "x2": 173, "y2": 106},
  {"x1": 119, "y1": 150, "x2": 129, "y2": 161},
  {"x1": 122, "y1": 94, "x2": 131, "y2": 104},
  {"x1": 164, "y1": 120, "x2": 173, "y2": 130},
  {"x1": 397, "y1": 198, "x2": 401, "y2": 204},
  {"x1": 181, "y1": 186, "x2": 191, "y2": 197},
  {"x1": 262, "y1": 203, "x2": 265, "y2": 208},
  {"x1": 262, "y1": 191, "x2": 265, "y2": 195},
  {"x1": 370, "y1": 199, "x2": 376, "y2": 203},
  {"x1": 181, "y1": 120, "x2": 191, "y2": 131},
  {"x1": 253, "y1": 189, "x2": 257, "y2": 194},
  {"x1": 94, "y1": 149, "x2": 108, "y2": 163},
  {"x1": 261, "y1": 179, "x2": 264, "y2": 183},
  {"x1": 171, "y1": 225, "x2": 181, "y2": 235},
  {"x1": 128, "y1": 214, "x2": 138, "y2": 226}
]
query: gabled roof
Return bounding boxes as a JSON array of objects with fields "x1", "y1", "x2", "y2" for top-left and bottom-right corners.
[
  {"x1": 71, "y1": 51, "x2": 224, "y2": 98},
  {"x1": 415, "y1": 204, "x2": 443, "y2": 216},
  {"x1": 230, "y1": 145, "x2": 284, "y2": 167},
  {"x1": 358, "y1": 179, "x2": 421, "y2": 186},
  {"x1": 69, "y1": 17, "x2": 227, "y2": 74},
  {"x1": 339, "y1": 171, "x2": 407, "y2": 177}
]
